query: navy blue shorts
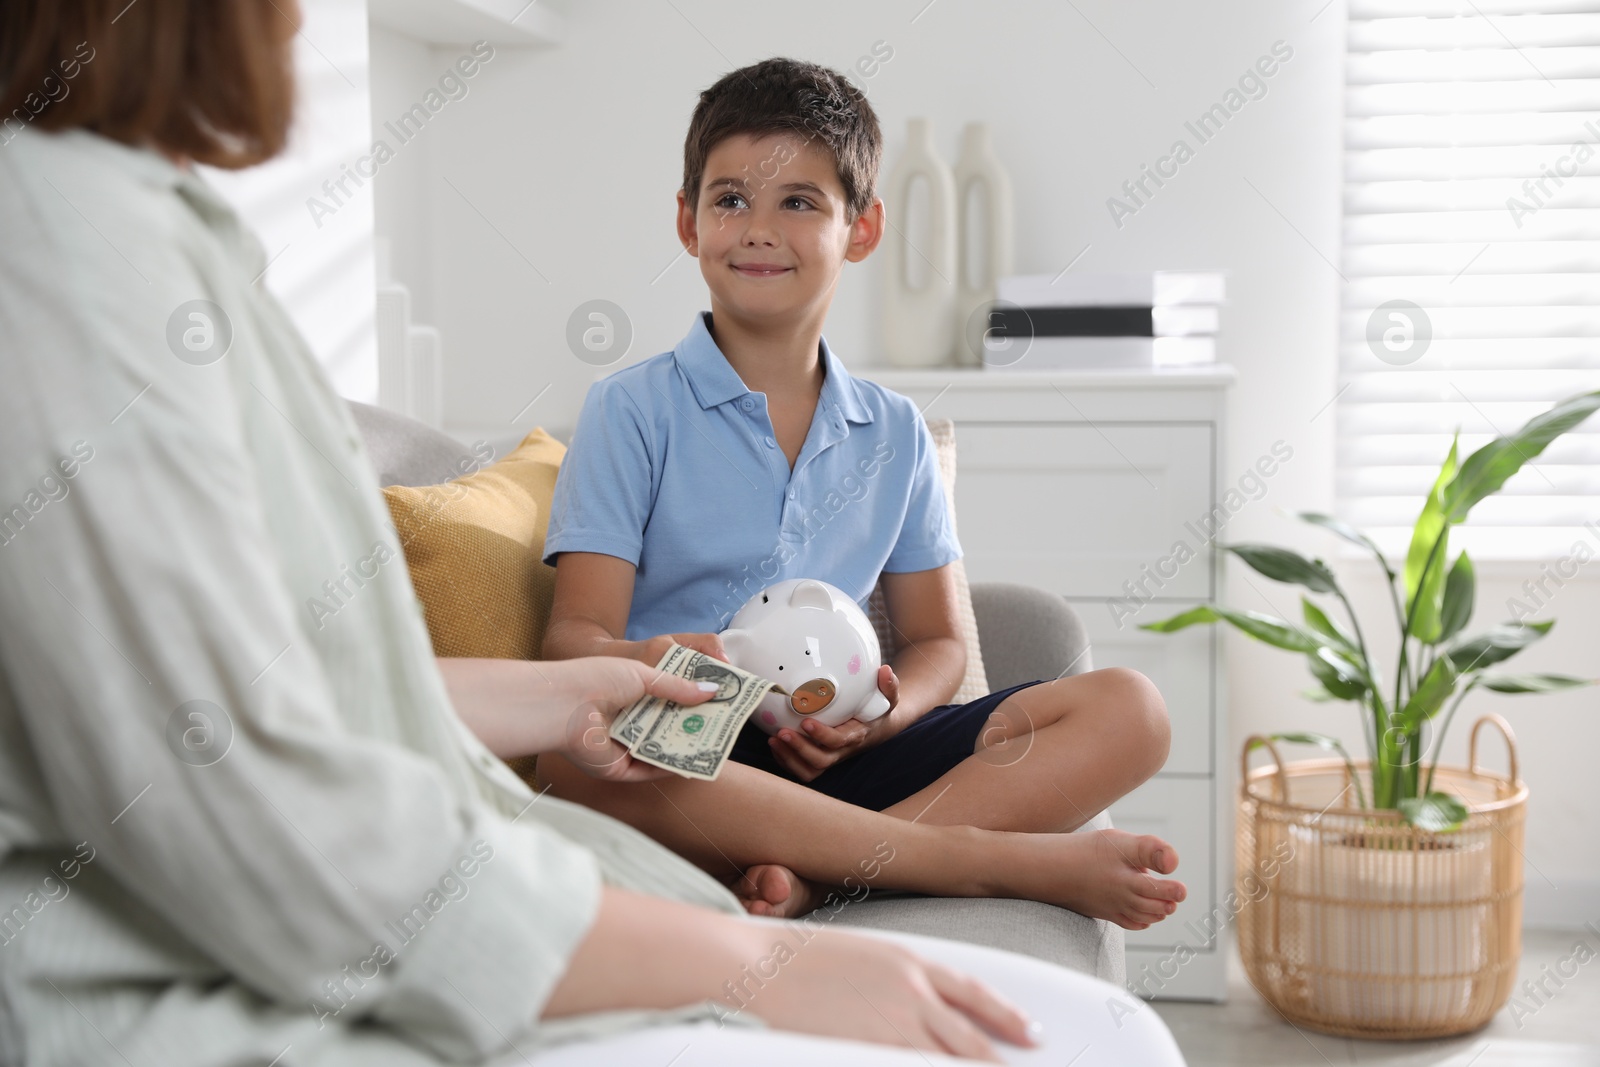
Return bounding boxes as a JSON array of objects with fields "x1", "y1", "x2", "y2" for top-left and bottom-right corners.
[{"x1": 726, "y1": 679, "x2": 1048, "y2": 811}]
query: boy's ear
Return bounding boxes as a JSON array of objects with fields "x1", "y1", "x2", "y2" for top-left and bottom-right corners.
[
  {"x1": 844, "y1": 197, "x2": 886, "y2": 264},
  {"x1": 676, "y1": 189, "x2": 700, "y2": 258}
]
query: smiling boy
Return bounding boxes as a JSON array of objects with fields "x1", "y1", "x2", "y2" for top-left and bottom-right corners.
[{"x1": 538, "y1": 57, "x2": 1185, "y2": 929}]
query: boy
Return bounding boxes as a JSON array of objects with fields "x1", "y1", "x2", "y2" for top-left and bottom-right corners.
[{"x1": 539, "y1": 57, "x2": 1185, "y2": 930}]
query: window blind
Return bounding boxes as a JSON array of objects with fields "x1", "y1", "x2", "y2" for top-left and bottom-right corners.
[{"x1": 1339, "y1": 0, "x2": 1600, "y2": 559}]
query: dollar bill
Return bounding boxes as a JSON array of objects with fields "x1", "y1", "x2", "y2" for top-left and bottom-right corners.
[
  {"x1": 607, "y1": 644, "x2": 776, "y2": 781},
  {"x1": 608, "y1": 644, "x2": 696, "y2": 748}
]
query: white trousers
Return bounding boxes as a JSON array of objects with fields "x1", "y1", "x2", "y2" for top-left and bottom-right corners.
[{"x1": 511, "y1": 922, "x2": 1186, "y2": 1066}]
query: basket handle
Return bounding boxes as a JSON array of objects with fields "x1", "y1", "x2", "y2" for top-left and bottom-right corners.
[
  {"x1": 1468, "y1": 713, "x2": 1520, "y2": 785},
  {"x1": 1241, "y1": 734, "x2": 1288, "y2": 803}
]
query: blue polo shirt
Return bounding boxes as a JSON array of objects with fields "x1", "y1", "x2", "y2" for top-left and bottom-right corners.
[{"x1": 544, "y1": 311, "x2": 961, "y2": 640}]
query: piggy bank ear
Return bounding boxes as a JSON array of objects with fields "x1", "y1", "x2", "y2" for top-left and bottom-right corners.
[
  {"x1": 788, "y1": 580, "x2": 834, "y2": 612},
  {"x1": 720, "y1": 628, "x2": 754, "y2": 666}
]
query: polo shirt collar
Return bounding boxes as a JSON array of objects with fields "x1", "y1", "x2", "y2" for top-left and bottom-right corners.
[
  {"x1": 817, "y1": 331, "x2": 875, "y2": 427},
  {"x1": 675, "y1": 312, "x2": 749, "y2": 410},
  {"x1": 674, "y1": 311, "x2": 875, "y2": 426}
]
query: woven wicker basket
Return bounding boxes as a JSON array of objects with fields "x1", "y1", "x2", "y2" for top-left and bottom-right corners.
[{"x1": 1236, "y1": 714, "x2": 1527, "y2": 1040}]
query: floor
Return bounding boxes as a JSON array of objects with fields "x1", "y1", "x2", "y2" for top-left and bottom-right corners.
[{"x1": 1150, "y1": 929, "x2": 1600, "y2": 1066}]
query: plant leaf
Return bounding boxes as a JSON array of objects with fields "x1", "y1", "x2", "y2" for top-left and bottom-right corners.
[
  {"x1": 1302, "y1": 597, "x2": 1358, "y2": 654},
  {"x1": 1308, "y1": 647, "x2": 1368, "y2": 701},
  {"x1": 1297, "y1": 511, "x2": 1396, "y2": 580},
  {"x1": 1225, "y1": 544, "x2": 1338, "y2": 594},
  {"x1": 1398, "y1": 656, "x2": 1458, "y2": 729},
  {"x1": 1446, "y1": 620, "x2": 1555, "y2": 673},
  {"x1": 1398, "y1": 791, "x2": 1470, "y2": 832},
  {"x1": 1438, "y1": 550, "x2": 1475, "y2": 644},
  {"x1": 1211, "y1": 605, "x2": 1324, "y2": 652},
  {"x1": 1442, "y1": 391, "x2": 1600, "y2": 523},
  {"x1": 1480, "y1": 672, "x2": 1597, "y2": 693},
  {"x1": 1404, "y1": 435, "x2": 1459, "y2": 644},
  {"x1": 1254, "y1": 731, "x2": 1346, "y2": 749},
  {"x1": 1139, "y1": 605, "x2": 1219, "y2": 633},
  {"x1": 1141, "y1": 603, "x2": 1323, "y2": 653}
]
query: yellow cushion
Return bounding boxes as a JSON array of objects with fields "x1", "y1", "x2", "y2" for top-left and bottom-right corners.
[{"x1": 382, "y1": 428, "x2": 565, "y2": 662}]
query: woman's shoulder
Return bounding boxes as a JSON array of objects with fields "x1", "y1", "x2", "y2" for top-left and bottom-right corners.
[{"x1": 0, "y1": 129, "x2": 192, "y2": 268}]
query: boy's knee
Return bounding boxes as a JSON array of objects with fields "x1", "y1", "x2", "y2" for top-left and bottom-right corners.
[{"x1": 1099, "y1": 667, "x2": 1170, "y2": 767}]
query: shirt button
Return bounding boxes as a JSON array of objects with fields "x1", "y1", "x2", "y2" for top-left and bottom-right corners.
[
  {"x1": 787, "y1": 488, "x2": 796, "y2": 499},
  {"x1": 740, "y1": 397, "x2": 755, "y2": 412},
  {"x1": 765, "y1": 436, "x2": 778, "y2": 449}
]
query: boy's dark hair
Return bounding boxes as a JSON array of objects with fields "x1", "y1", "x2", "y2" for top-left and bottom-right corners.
[{"x1": 682, "y1": 57, "x2": 882, "y2": 223}]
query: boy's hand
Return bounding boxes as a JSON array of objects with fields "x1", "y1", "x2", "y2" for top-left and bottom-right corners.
[
  {"x1": 633, "y1": 632, "x2": 729, "y2": 667},
  {"x1": 768, "y1": 665, "x2": 902, "y2": 782}
]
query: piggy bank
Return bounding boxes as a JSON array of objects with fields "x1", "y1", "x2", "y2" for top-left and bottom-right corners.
[{"x1": 719, "y1": 578, "x2": 891, "y2": 736}]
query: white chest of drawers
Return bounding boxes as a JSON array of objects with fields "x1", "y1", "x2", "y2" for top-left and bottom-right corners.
[{"x1": 866, "y1": 366, "x2": 1236, "y2": 1002}]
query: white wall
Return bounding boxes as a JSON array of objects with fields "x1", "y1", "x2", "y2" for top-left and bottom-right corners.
[
  {"x1": 205, "y1": 0, "x2": 378, "y2": 402},
  {"x1": 367, "y1": 23, "x2": 441, "y2": 315},
  {"x1": 368, "y1": 0, "x2": 1599, "y2": 925}
]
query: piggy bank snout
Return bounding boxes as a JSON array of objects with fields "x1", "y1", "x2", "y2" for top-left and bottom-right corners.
[{"x1": 789, "y1": 677, "x2": 837, "y2": 716}]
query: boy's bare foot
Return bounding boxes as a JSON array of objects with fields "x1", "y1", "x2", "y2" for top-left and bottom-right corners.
[
  {"x1": 995, "y1": 828, "x2": 1187, "y2": 931},
  {"x1": 733, "y1": 863, "x2": 827, "y2": 918}
]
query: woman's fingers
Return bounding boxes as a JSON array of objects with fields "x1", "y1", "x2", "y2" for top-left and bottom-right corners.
[
  {"x1": 634, "y1": 661, "x2": 715, "y2": 706},
  {"x1": 602, "y1": 756, "x2": 674, "y2": 783},
  {"x1": 923, "y1": 958, "x2": 1037, "y2": 1050},
  {"x1": 920, "y1": 999, "x2": 1003, "y2": 1063}
]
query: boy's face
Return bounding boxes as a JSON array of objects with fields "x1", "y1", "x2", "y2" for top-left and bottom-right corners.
[{"x1": 677, "y1": 132, "x2": 883, "y2": 326}]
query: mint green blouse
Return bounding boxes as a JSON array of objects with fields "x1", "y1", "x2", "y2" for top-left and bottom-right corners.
[{"x1": 0, "y1": 128, "x2": 755, "y2": 1066}]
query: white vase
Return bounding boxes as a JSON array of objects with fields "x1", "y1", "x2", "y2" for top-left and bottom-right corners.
[
  {"x1": 950, "y1": 122, "x2": 1014, "y2": 366},
  {"x1": 882, "y1": 118, "x2": 958, "y2": 368}
]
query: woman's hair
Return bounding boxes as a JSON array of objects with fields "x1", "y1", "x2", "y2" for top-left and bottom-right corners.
[
  {"x1": 0, "y1": 0, "x2": 299, "y2": 169},
  {"x1": 681, "y1": 57, "x2": 882, "y2": 223}
]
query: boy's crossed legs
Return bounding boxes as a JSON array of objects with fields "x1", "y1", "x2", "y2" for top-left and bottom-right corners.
[{"x1": 535, "y1": 667, "x2": 1186, "y2": 930}]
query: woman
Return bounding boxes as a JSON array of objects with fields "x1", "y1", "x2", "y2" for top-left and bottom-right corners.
[{"x1": 0, "y1": 2, "x2": 1184, "y2": 1064}]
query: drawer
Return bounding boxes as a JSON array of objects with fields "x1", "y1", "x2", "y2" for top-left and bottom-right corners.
[
  {"x1": 1108, "y1": 776, "x2": 1218, "y2": 954},
  {"x1": 1071, "y1": 597, "x2": 1215, "y2": 776},
  {"x1": 951, "y1": 422, "x2": 1215, "y2": 601}
]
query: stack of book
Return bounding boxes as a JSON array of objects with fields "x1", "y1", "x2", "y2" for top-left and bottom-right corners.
[{"x1": 981, "y1": 271, "x2": 1225, "y2": 370}]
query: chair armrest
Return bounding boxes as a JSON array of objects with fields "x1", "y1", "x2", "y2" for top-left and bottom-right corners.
[
  {"x1": 348, "y1": 400, "x2": 479, "y2": 488},
  {"x1": 970, "y1": 583, "x2": 1094, "y2": 689}
]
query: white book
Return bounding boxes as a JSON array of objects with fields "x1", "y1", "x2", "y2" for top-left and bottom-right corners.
[
  {"x1": 1152, "y1": 305, "x2": 1220, "y2": 336},
  {"x1": 997, "y1": 271, "x2": 1226, "y2": 308},
  {"x1": 982, "y1": 335, "x2": 1215, "y2": 371}
]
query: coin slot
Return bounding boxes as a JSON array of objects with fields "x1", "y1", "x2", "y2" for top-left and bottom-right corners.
[{"x1": 789, "y1": 679, "x2": 835, "y2": 716}]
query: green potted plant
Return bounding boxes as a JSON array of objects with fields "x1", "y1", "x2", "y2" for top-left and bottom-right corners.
[{"x1": 1142, "y1": 389, "x2": 1600, "y2": 1038}]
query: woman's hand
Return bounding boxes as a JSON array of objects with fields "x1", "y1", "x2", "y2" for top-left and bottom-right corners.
[
  {"x1": 768, "y1": 665, "x2": 902, "y2": 782},
  {"x1": 435, "y1": 655, "x2": 714, "y2": 778},
  {"x1": 544, "y1": 886, "x2": 1039, "y2": 1063},
  {"x1": 733, "y1": 925, "x2": 1036, "y2": 1062},
  {"x1": 555, "y1": 657, "x2": 721, "y2": 784}
]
